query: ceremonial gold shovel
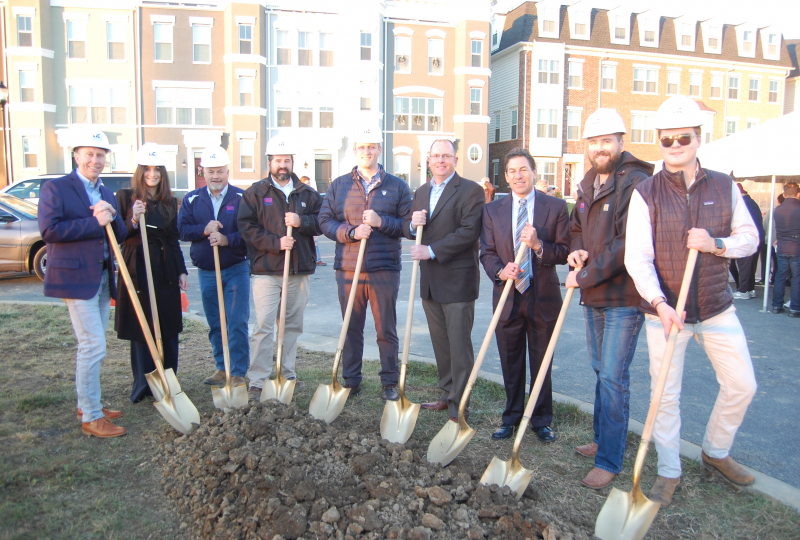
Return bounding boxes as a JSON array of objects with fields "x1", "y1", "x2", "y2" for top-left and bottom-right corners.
[
  {"x1": 309, "y1": 237, "x2": 368, "y2": 423},
  {"x1": 481, "y1": 286, "x2": 575, "y2": 498},
  {"x1": 594, "y1": 249, "x2": 698, "y2": 540},
  {"x1": 107, "y1": 220, "x2": 199, "y2": 435},
  {"x1": 261, "y1": 226, "x2": 296, "y2": 404},
  {"x1": 380, "y1": 225, "x2": 423, "y2": 443},
  {"x1": 211, "y1": 244, "x2": 249, "y2": 410},
  {"x1": 427, "y1": 246, "x2": 527, "y2": 465}
]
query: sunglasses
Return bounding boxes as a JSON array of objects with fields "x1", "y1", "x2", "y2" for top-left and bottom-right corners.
[{"x1": 660, "y1": 134, "x2": 695, "y2": 148}]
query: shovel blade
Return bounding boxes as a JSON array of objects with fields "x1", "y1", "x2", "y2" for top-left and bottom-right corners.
[
  {"x1": 212, "y1": 382, "x2": 249, "y2": 410},
  {"x1": 153, "y1": 392, "x2": 200, "y2": 435},
  {"x1": 595, "y1": 485, "x2": 661, "y2": 540},
  {"x1": 308, "y1": 383, "x2": 351, "y2": 424},
  {"x1": 380, "y1": 399, "x2": 421, "y2": 444},
  {"x1": 480, "y1": 456, "x2": 534, "y2": 500},
  {"x1": 145, "y1": 368, "x2": 183, "y2": 403},
  {"x1": 260, "y1": 378, "x2": 296, "y2": 405},
  {"x1": 426, "y1": 419, "x2": 476, "y2": 465}
]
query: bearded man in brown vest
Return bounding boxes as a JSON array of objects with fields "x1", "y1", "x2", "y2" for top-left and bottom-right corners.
[{"x1": 624, "y1": 96, "x2": 759, "y2": 507}]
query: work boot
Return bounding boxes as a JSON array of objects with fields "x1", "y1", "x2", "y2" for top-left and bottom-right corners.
[
  {"x1": 648, "y1": 476, "x2": 680, "y2": 507},
  {"x1": 382, "y1": 385, "x2": 399, "y2": 401},
  {"x1": 580, "y1": 467, "x2": 616, "y2": 490},
  {"x1": 343, "y1": 383, "x2": 361, "y2": 397},
  {"x1": 203, "y1": 370, "x2": 227, "y2": 385},
  {"x1": 82, "y1": 417, "x2": 128, "y2": 438},
  {"x1": 230, "y1": 376, "x2": 247, "y2": 387},
  {"x1": 248, "y1": 386, "x2": 262, "y2": 401},
  {"x1": 575, "y1": 442, "x2": 598, "y2": 458},
  {"x1": 77, "y1": 407, "x2": 123, "y2": 421},
  {"x1": 701, "y1": 451, "x2": 755, "y2": 486}
]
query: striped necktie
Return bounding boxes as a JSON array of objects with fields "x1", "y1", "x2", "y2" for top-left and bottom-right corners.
[{"x1": 514, "y1": 199, "x2": 531, "y2": 294}]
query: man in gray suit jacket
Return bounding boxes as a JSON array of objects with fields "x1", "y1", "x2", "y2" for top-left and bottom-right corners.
[{"x1": 404, "y1": 139, "x2": 485, "y2": 421}]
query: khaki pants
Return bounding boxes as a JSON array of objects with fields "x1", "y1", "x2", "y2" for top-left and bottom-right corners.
[
  {"x1": 247, "y1": 274, "x2": 310, "y2": 388},
  {"x1": 644, "y1": 305, "x2": 757, "y2": 478}
]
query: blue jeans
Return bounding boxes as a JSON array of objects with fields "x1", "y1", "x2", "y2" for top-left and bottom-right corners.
[
  {"x1": 772, "y1": 254, "x2": 800, "y2": 313},
  {"x1": 198, "y1": 260, "x2": 251, "y2": 377},
  {"x1": 584, "y1": 306, "x2": 644, "y2": 474}
]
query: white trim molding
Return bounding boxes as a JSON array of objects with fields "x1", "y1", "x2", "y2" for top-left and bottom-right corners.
[
  {"x1": 425, "y1": 29, "x2": 447, "y2": 39},
  {"x1": 150, "y1": 15, "x2": 175, "y2": 25},
  {"x1": 62, "y1": 12, "x2": 89, "y2": 22},
  {"x1": 236, "y1": 131, "x2": 257, "y2": 139},
  {"x1": 235, "y1": 16, "x2": 256, "y2": 25},
  {"x1": 453, "y1": 115, "x2": 491, "y2": 124},
  {"x1": 182, "y1": 129, "x2": 224, "y2": 148},
  {"x1": 453, "y1": 67, "x2": 492, "y2": 77},
  {"x1": 6, "y1": 47, "x2": 55, "y2": 59},
  {"x1": 223, "y1": 54, "x2": 267, "y2": 65},
  {"x1": 15, "y1": 62, "x2": 38, "y2": 71},
  {"x1": 17, "y1": 127, "x2": 41, "y2": 137},
  {"x1": 152, "y1": 80, "x2": 214, "y2": 90},
  {"x1": 469, "y1": 31, "x2": 487, "y2": 40},
  {"x1": 8, "y1": 102, "x2": 56, "y2": 113},
  {"x1": 235, "y1": 68, "x2": 257, "y2": 77},
  {"x1": 393, "y1": 86, "x2": 445, "y2": 97},
  {"x1": 392, "y1": 146, "x2": 413, "y2": 155},
  {"x1": 224, "y1": 106, "x2": 267, "y2": 116},
  {"x1": 189, "y1": 17, "x2": 214, "y2": 27},
  {"x1": 468, "y1": 79, "x2": 485, "y2": 88},
  {"x1": 392, "y1": 27, "x2": 414, "y2": 36},
  {"x1": 65, "y1": 78, "x2": 130, "y2": 88},
  {"x1": 12, "y1": 7, "x2": 36, "y2": 16},
  {"x1": 103, "y1": 14, "x2": 129, "y2": 23}
]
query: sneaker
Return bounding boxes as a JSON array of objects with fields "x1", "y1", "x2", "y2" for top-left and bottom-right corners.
[
  {"x1": 316, "y1": 260, "x2": 327, "y2": 266},
  {"x1": 732, "y1": 292, "x2": 750, "y2": 300},
  {"x1": 785, "y1": 300, "x2": 791, "y2": 308},
  {"x1": 748, "y1": 290, "x2": 756, "y2": 298},
  {"x1": 248, "y1": 386, "x2": 262, "y2": 401}
]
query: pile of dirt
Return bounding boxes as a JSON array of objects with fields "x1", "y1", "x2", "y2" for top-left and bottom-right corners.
[{"x1": 159, "y1": 401, "x2": 595, "y2": 540}]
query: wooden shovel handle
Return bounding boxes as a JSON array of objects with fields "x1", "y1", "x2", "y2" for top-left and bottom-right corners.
[
  {"x1": 337, "y1": 238, "x2": 368, "y2": 351},
  {"x1": 277, "y1": 226, "x2": 293, "y2": 347},
  {"x1": 138, "y1": 214, "x2": 164, "y2": 359},
  {"x1": 400, "y1": 225, "x2": 424, "y2": 367},
  {"x1": 213, "y1": 245, "x2": 232, "y2": 385}
]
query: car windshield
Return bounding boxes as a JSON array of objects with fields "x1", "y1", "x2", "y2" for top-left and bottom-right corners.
[{"x1": 0, "y1": 194, "x2": 38, "y2": 219}]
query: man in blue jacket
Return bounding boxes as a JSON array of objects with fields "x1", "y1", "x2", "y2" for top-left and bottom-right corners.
[
  {"x1": 178, "y1": 147, "x2": 249, "y2": 387},
  {"x1": 318, "y1": 126, "x2": 413, "y2": 401},
  {"x1": 38, "y1": 129, "x2": 128, "y2": 438}
]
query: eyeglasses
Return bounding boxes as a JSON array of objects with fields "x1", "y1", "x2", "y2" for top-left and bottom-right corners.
[
  {"x1": 659, "y1": 134, "x2": 695, "y2": 148},
  {"x1": 430, "y1": 154, "x2": 455, "y2": 161}
]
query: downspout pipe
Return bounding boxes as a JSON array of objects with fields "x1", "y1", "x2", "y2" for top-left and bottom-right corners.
[{"x1": 598, "y1": 51, "x2": 606, "y2": 108}]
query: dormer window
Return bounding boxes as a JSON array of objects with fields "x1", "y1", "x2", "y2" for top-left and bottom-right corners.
[
  {"x1": 708, "y1": 32, "x2": 719, "y2": 49},
  {"x1": 643, "y1": 18, "x2": 656, "y2": 43},
  {"x1": 767, "y1": 34, "x2": 778, "y2": 56},
  {"x1": 680, "y1": 24, "x2": 692, "y2": 46},
  {"x1": 702, "y1": 23, "x2": 722, "y2": 53},
  {"x1": 742, "y1": 30, "x2": 754, "y2": 53},
  {"x1": 492, "y1": 32, "x2": 497, "y2": 46},
  {"x1": 575, "y1": 22, "x2": 587, "y2": 36},
  {"x1": 614, "y1": 15, "x2": 626, "y2": 40},
  {"x1": 542, "y1": 7, "x2": 556, "y2": 33},
  {"x1": 568, "y1": 7, "x2": 590, "y2": 40}
]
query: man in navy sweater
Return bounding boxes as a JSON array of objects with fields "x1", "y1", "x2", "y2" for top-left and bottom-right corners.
[{"x1": 178, "y1": 147, "x2": 249, "y2": 386}]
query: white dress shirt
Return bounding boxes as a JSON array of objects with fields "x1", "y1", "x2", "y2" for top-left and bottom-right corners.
[{"x1": 271, "y1": 176, "x2": 293, "y2": 202}]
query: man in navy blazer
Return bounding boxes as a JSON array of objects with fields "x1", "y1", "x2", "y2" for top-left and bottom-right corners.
[
  {"x1": 38, "y1": 129, "x2": 129, "y2": 438},
  {"x1": 177, "y1": 146, "x2": 249, "y2": 387},
  {"x1": 480, "y1": 147, "x2": 570, "y2": 442}
]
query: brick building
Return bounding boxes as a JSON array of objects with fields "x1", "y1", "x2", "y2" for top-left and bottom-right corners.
[{"x1": 488, "y1": 1, "x2": 794, "y2": 200}]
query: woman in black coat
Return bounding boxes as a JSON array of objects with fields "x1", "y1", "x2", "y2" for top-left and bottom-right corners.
[{"x1": 115, "y1": 146, "x2": 188, "y2": 403}]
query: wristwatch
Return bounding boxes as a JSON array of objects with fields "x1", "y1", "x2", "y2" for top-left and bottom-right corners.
[
  {"x1": 714, "y1": 238, "x2": 725, "y2": 255},
  {"x1": 349, "y1": 228, "x2": 356, "y2": 241}
]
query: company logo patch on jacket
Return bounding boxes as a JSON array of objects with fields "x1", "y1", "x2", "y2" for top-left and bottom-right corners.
[
  {"x1": 301, "y1": 201, "x2": 306, "y2": 207},
  {"x1": 382, "y1": 190, "x2": 387, "y2": 195},
  {"x1": 580, "y1": 202, "x2": 585, "y2": 213},
  {"x1": 226, "y1": 205, "x2": 235, "y2": 213},
  {"x1": 603, "y1": 204, "x2": 609, "y2": 211},
  {"x1": 264, "y1": 197, "x2": 273, "y2": 206},
  {"x1": 703, "y1": 201, "x2": 714, "y2": 205}
]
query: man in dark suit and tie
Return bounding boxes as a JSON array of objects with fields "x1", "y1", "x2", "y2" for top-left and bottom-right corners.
[
  {"x1": 480, "y1": 147, "x2": 570, "y2": 442},
  {"x1": 404, "y1": 139, "x2": 485, "y2": 422},
  {"x1": 38, "y1": 129, "x2": 129, "y2": 438}
]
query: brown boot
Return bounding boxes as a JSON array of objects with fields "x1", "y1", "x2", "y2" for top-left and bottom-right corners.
[
  {"x1": 701, "y1": 451, "x2": 755, "y2": 486},
  {"x1": 580, "y1": 467, "x2": 616, "y2": 490},
  {"x1": 648, "y1": 476, "x2": 680, "y2": 507},
  {"x1": 248, "y1": 386, "x2": 262, "y2": 401},
  {"x1": 82, "y1": 417, "x2": 128, "y2": 438},
  {"x1": 230, "y1": 376, "x2": 247, "y2": 387},
  {"x1": 77, "y1": 407, "x2": 123, "y2": 421},
  {"x1": 203, "y1": 370, "x2": 227, "y2": 385},
  {"x1": 575, "y1": 442, "x2": 598, "y2": 458}
]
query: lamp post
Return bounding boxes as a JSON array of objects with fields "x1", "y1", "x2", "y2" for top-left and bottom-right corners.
[{"x1": 0, "y1": 82, "x2": 10, "y2": 187}]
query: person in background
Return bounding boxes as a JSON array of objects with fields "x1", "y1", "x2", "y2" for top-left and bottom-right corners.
[
  {"x1": 478, "y1": 177, "x2": 495, "y2": 204},
  {"x1": 731, "y1": 183, "x2": 765, "y2": 300},
  {"x1": 300, "y1": 175, "x2": 326, "y2": 266},
  {"x1": 762, "y1": 194, "x2": 784, "y2": 285},
  {"x1": 771, "y1": 182, "x2": 800, "y2": 316}
]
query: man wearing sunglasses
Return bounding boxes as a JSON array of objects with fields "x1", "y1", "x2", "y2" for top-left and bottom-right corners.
[
  {"x1": 625, "y1": 96, "x2": 759, "y2": 507},
  {"x1": 565, "y1": 109, "x2": 654, "y2": 490}
]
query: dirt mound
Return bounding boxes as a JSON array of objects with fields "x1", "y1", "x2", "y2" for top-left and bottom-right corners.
[{"x1": 159, "y1": 401, "x2": 595, "y2": 540}]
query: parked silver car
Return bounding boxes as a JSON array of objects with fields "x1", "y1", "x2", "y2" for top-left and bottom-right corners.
[
  {"x1": 0, "y1": 194, "x2": 46, "y2": 280},
  {"x1": 1, "y1": 173, "x2": 132, "y2": 204}
]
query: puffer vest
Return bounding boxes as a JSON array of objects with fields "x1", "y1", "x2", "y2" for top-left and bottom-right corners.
[{"x1": 636, "y1": 166, "x2": 733, "y2": 323}]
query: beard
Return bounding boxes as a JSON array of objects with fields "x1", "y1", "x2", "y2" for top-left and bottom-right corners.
[
  {"x1": 589, "y1": 151, "x2": 622, "y2": 175},
  {"x1": 273, "y1": 168, "x2": 291, "y2": 181}
]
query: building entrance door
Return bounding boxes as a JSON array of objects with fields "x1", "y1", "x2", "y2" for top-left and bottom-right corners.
[
  {"x1": 194, "y1": 152, "x2": 206, "y2": 189},
  {"x1": 564, "y1": 163, "x2": 574, "y2": 198},
  {"x1": 315, "y1": 154, "x2": 332, "y2": 193}
]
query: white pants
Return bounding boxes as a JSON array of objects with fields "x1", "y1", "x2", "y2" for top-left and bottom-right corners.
[
  {"x1": 644, "y1": 305, "x2": 757, "y2": 478},
  {"x1": 247, "y1": 274, "x2": 310, "y2": 388}
]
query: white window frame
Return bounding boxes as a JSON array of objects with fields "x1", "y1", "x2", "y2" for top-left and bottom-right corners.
[
  {"x1": 106, "y1": 21, "x2": 125, "y2": 61},
  {"x1": 238, "y1": 24, "x2": 252, "y2": 55},
  {"x1": 610, "y1": 13, "x2": 629, "y2": 44},
  {"x1": 538, "y1": 6, "x2": 558, "y2": 38},
  {"x1": 539, "y1": 160, "x2": 557, "y2": 185},
  {"x1": 17, "y1": 15, "x2": 33, "y2": 47},
  {"x1": 467, "y1": 144, "x2": 482, "y2": 164},
  {"x1": 276, "y1": 29, "x2": 292, "y2": 66},
  {"x1": 566, "y1": 109, "x2": 581, "y2": 140},
  {"x1": 710, "y1": 72, "x2": 723, "y2": 99},
  {"x1": 667, "y1": 69, "x2": 680, "y2": 95},
  {"x1": 276, "y1": 106, "x2": 292, "y2": 127},
  {"x1": 238, "y1": 75, "x2": 254, "y2": 106},
  {"x1": 298, "y1": 107, "x2": 313, "y2": 128},
  {"x1": 155, "y1": 87, "x2": 211, "y2": 126},
  {"x1": 153, "y1": 22, "x2": 174, "y2": 63},
  {"x1": 725, "y1": 119, "x2": 738, "y2": 136},
  {"x1": 748, "y1": 77, "x2": 760, "y2": 102},
  {"x1": 319, "y1": 106, "x2": 334, "y2": 129},
  {"x1": 568, "y1": 60, "x2": 583, "y2": 89},
  {"x1": 428, "y1": 38, "x2": 444, "y2": 75},
  {"x1": 538, "y1": 59, "x2": 560, "y2": 85},
  {"x1": 471, "y1": 39, "x2": 483, "y2": 68},
  {"x1": 676, "y1": 20, "x2": 696, "y2": 51},
  {"x1": 22, "y1": 135, "x2": 39, "y2": 170},
  {"x1": 394, "y1": 97, "x2": 443, "y2": 132},
  {"x1": 630, "y1": 112, "x2": 656, "y2": 144},
  {"x1": 238, "y1": 136, "x2": 255, "y2": 172},
  {"x1": 492, "y1": 160, "x2": 499, "y2": 185},
  {"x1": 640, "y1": 16, "x2": 659, "y2": 47},
  {"x1": 469, "y1": 88, "x2": 481, "y2": 115},
  {"x1": 68, "y1": 86, "x2": 127, "y2": 125},
  {"x1": 702, "y1": 23, "x2": 722, "y2": 54},
  {"x1": 360, "y1": 32, "x2": 372, "y2": 61},
  {"x1": 297, "y1": 30, "x2": 313, "y2": 66},
  {"x1": 66, "y1": 20, "x2": 87, "y2": 60},
  {"x1": 768, "y1": 79, "x2": 780, "y2": 103},
  {"x1": 728, "y1": 75, "x2": 740, "y2": 100},
  {"x1": 19, "y1": 70, "x2": 35, "y2": 102},
  {"x1": 395, "y1": 35, "x2": 411, "y2": 73},
  {"x1": 689, "y1": 71, "x2": 702, "y2": 97},
  {"x1": 633, "y1": 67, "x2": 658, "y2": 94},
  {"x1": 319, "y1": 33, "x2": 333, "y2": 67},
  {"x1": 536, "y1": 109, "x2": 558, "y2": 139},
  {"x1": 360, "y1": 82, "x2": 372, "y2": 111},
  {"x1": 510, "y1": 109, "x2": 518, "y2": 139},
  {"x1": 493, "y1": 113, "x2": 500, "y2": 142},
  {"x1": 192, "y1": 23, "x2": 212, "y2": 64},
  {"x1": 394, "y1": 154, "x2": 411, "y2": 183},
  {"x1": 740, "y1": 29, "x2": 755, "y2": 56},
  {"x1": 602, "y1": 64, "x2": 616, "y2": 91},
  {"x1": 763, "y1": 31, "x2": 780, "y2": 60}
]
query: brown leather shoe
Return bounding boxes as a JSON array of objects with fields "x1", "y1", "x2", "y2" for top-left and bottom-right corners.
[
  {"x1": 421, "y1": 399, "x2": 447, "y2": 411},
  {"x1": 203, "y1": 370, "x2": 227, "y2": 385},
  {"x1": 575, "y1": 442, "x2": 598, "y2": 458},
  {"x1": 648, "y1": 475, "x2": 680, "y2": 507},
  {"x1": 449, "y1": 416, "x2": 458, "y2": 423},
  {"x1": 230, "y1": 376, "x2": 247, "y2": 387},
  {"x1": 701, "y1": 450, "x2": 755, "y2": 486},
  {"x1": 82, "y1": 417, "x2": 128, "y2": 438},
  {"x1": 580, "y1": 467, "x2": 616, "y2": 490},
  {"x1": 77, "y1": 408, "x2": 123, "y2": 421}
]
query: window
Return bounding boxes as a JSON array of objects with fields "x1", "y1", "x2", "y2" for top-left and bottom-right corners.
[
  {"x1": 154, "y1": 23, "x2": 173, "y2": 61},
  {"x1": 492, "y1": 160, "x2": 499, "y2": 184},
  {"x1": 394, "y1": 154, "x2": 410, "y2": 183},
  {"x1": 769, "y1": 80, "x2": 779, "y2": 103},
  {"x1": 394, "y1": 97, "x2": 442, "y2": 131},
  {"x1": 708, "y1": 27, "x2": 720, "y2": 49},
  {"x1": 277, "y1": 30, "x2": 291, "y2": 65},
  {"x1": 468, "y1": 144, "x2": 482, "y2": 164},
  {"x1": 614, "y1": 15, "x2": 627, "y2": 40},
  {"x1": 538, "y1": 60, "x2": 560, "y2": 84},
  {"x1": 574, "y1": 23, "x2": 587, "y2": 37},
  {"x1": 320, "y1": 107, "x2": 333, "y2": 128},
  {"x1": 395, "y1": 36, "x2": 411, "y2": 72},
  {"x1": 69, "y1": 87, "x2": 126, "y2": 124},
  {"x1": 299, "y1": 107, "x2": 312, "y2": 128},
  {"x1": 361, "y1": 32, "x2": 372, "y2": 61},
  {"x1": 667, "y1": 71, "x2": 679, "y2": 95},
  {"x1": 297, "y1": 31, "x2": 312, "y2": 66},
  {"x1": 492, "y1": 32, "x2": 498, "y2": 46},
  {"x1": 541, "y1": 7, "x2": 556, "y2": 33},
  {"x1": 107, "y1": 22, "x2": 125, "y2": 60},
  {"x1": 276, "y1": 107, "x2": 291, "y2": 127},
  {"x1": 536, "y1": 109, "x2": 558, "y2": 138},
  {"x1": 494, "y1": 113, "x2": 500, "y2": 142},
  {"x1": 239, "y1": 24, "x2": 252, "y2": 54},
  {"x1": 510, "y1": 110, "x2": 518, "y2": 139},
  {"x1": 747, "y1": 121, "x2": 758, "y2": 129},
  {"x1": 19, "y1": 71, "x2": 34, "y2": 102},
  {"x1": 689, "y1": 72, "x2": 701, "y2": 96},
  {"x1": 630, "y1": 113, "x2": 655, "y2": 143},
  {"x1": 767, "y1": 33, "x2": 778, "y2": 56},
  {"x1": 711, "y1": 73, "x2": 722, "y2": 98},
  {"x1": 470, "y1": 88, "x2": 481, "y2": 115},
  {"x1": 22, "y1": 136, "x2": 38, "y2": 169},
  {"x1": 633, "y1": 68, "x2": 657, "y2": 93},
  {"x1": 471, "y1": 39, "x2": 482, "y2": 67},
  {"x1": 742, "y1": 30, "x2": 754, "y2": 53},
  {"x1": 239, "y1": 138, "x2": 254, "y2": 171},
  {"x1": 567, "y1": 110, "x2": 581, "y2": 140},
  {"x1": 155, "y1": 87, "x2": 210, "y2": 126},
  {"x1": 728, "y1": 76, "x2": 740, "y2": 99},
  {"x1": 540, "y1": 162, "x2": 556, "y2": 184},
  {"x1": 238, "y1": 76, "x2": 253, "y2": 106},
  {"x1": 680, "y1": 23, "x2": 692, "y2": 46},
  {"x1": 643, "y1": 18, "x2": 656, "y2": 43},
  {"x1": 360, "y1": 83, "x2": 371, "y2": 111},
  {"x1": 726, "y1": 120, "x2": 737, "y2": 136},
  {"x1": 67, "y1": 20, "x2": 86, "y2": 59},
  {"x1": 568, "y1": 61, "x2": 582, "y2": 88},
  {"x1": 602, "y1": 65, "x2": 616, "y2": 90},
  {"x1": 17, "y1": 16, "x2": 32, "y2": 47},
  {"x1": 193, "y1": 24, "x2": 211, "y2": 63},
  {"x1": 319, "y1": 33, "x2": 333, "y2": 67},
  {"x1": 748, "y1": 78, "x2": 760, "y2": 101},
  {"x1": 428, "y1": 39, "x2": 444, "y2": 75}
]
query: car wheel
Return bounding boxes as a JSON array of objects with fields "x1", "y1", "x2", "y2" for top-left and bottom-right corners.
[{"x1": 33, "y1": 246, "x2": 47, "y2": 280}]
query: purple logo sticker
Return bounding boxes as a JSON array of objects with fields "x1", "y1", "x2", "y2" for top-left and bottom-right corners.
[
  {"x1": 579, "y1": 202, "x2": 585, "y2": 213},
  {"x1": 226, "y1": 205, "x2": 235, "y2": 212},
  {"x1": 264, "y1": 197, "x2": 273, "y2": 206}
]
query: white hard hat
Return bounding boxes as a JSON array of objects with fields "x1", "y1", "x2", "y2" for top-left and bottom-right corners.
[
  {"x1": 654, "y1": 95, "x2": 704, "y2": 130},
  {"x1": 352, "y1": 125, "x2": 383, "y2": 144},
  {"x1": 200, "y1": 146, "x2": 230, "y2": 168},
  {"x1": 265, "y1": 136, "x2": 295, "y2": 156},
  {"x1": 583, "y1": 109, "x2": 627, "y2": 139},
  {"x1": 73, "y1": 129, "x2": 112, "y2": 152},
  {"x1": 136, "y1": 143, "x2": 165, "y2": 166}
]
